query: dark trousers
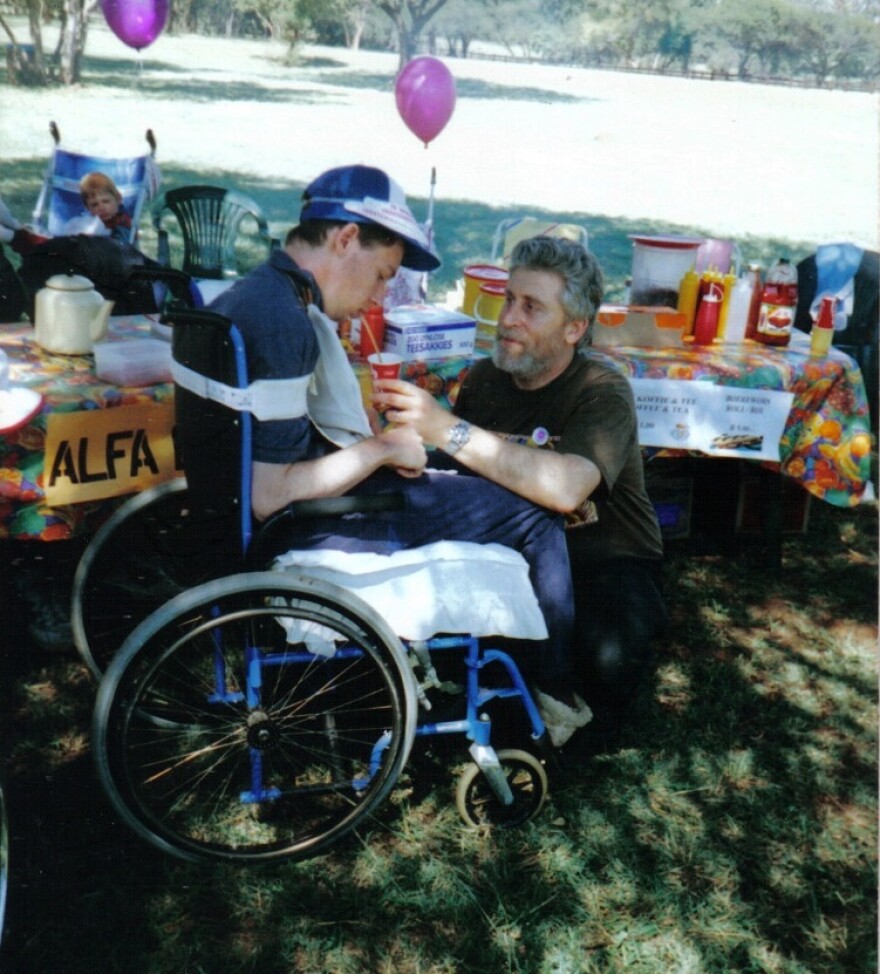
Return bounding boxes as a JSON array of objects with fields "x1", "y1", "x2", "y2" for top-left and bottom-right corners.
[
  {"x1": 571, "y1": 557, "x2": 667, "y2": 728},
  {"x1": 281, "y1": 467, "x2": 575, "y2": 683}
]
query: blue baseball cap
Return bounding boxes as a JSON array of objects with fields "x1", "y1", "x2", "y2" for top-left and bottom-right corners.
[{"x1": 300, "y1": 165, "x2": 440, "y2": 272}]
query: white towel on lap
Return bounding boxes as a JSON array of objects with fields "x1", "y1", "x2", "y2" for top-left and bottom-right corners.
[{"x1": 273, "y1": 540, "x2": 548, "y2": 644}]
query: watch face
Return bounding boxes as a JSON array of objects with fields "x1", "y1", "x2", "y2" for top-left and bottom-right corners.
[{"x1": 447, "y1": 421, "x2": 469, "y2": 452}]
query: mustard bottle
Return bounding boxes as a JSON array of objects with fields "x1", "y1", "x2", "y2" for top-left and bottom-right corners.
[
  {"x1": 677, "y1": 267, "x2": 700, "y2": 336},
  {"x1": 716, "y1": 271, "x2": 737, "y2": 340}
]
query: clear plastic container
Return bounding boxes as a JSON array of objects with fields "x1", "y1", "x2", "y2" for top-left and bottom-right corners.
[
  {"x1": 94, "y1": 339, "x2": 173, "y2": 387},
  {"x1": 630, "y1": 235, "x2": 703, "y2": 308},
  {"x1": 722, "y1": 276, "x2": 754, "y2": 343}
]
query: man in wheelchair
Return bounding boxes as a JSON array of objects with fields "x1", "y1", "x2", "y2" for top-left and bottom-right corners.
[{"x1": 208, "y1": 164, "x2": 590, "y2": 748}]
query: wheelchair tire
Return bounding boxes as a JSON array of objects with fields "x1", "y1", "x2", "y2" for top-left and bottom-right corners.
[
  {"x1": 93, "y1": 571, "x2": 417, "y2": 864},
  {"x1": 0, "y1": 776, "x2": 7, "y2": 949},
  {"x1": 455, "y1": 749, "x2": 548, "y2": 829},
  {"x1": 72, "y1": 479, "x2": 235, "y2": 680}
]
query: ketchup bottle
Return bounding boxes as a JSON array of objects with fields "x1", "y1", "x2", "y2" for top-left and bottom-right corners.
[
  {"x1": 754, "y1": 258, "x2": 798, "y2": 347},
  {"x1": 692, "y1": 283, "x2": 722, "y2": 345},
  {"x1": 744, "y1": 263, "x2": 763, "y2": 340},
  {"x1": 810, "y1": 295, "x2": 835, "y2": 357}
]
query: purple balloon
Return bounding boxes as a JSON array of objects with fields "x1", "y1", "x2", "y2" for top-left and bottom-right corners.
[
  {"x1": 101, "y1": 0, "x2": 169, "y2": 51},
  {"x1": 395, "y1": 57, "x2": 456, "y2": 147}
]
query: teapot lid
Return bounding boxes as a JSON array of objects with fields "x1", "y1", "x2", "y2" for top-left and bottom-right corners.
[{"x1": 45, "y1": 273, "x2": 96, "y2": 291}]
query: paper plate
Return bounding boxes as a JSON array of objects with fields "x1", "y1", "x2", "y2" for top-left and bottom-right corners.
[{"x1": 0, "y1": 387, "x2": 44, "y2": 434}]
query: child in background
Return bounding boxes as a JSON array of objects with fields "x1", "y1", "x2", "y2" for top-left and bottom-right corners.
[
  {"x1": 79, "y1": 171, "x2": 132, "y2": 241},
  {"x1": 0, "y1": 171, "x2": 132, "y2": 255}
]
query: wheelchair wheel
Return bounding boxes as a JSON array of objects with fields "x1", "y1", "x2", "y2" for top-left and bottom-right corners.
[
  {"x1": 93, "y1": 571, "x2": 417, "y2": 864},
  {"x1": 456, "y1": 749, "x2": 548, "y2": 829},
  {"x1": 72, "y1": 479, "x2": 236, "y2": 680},
  {"x1": 0, "y1": 776, "x2": 7, "y2": 949}
]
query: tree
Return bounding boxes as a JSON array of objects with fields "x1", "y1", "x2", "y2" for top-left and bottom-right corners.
[
  {"x1": 703, "y1": 0, "x2": 798, "y2": 77},
  {"x1": 374, "y1": 0, "x2": 450, "y2": 66},
  {"x1": 786, "y1": 4, "x2": 880, "y2": 82},
  {"x1": 1, "y1": 0, "x2": 48, "y2": 84},
  {"x1": 296, "y1": 0, "x2": 373, "y2": 48},
  {"x1": 1, "y1": 0, "x2": 97, "y2": 85},
  {"x1": 429, "y1": 0, "x2": 481, "y2": 56}
]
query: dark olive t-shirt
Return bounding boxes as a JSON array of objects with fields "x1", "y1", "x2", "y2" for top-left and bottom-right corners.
[{"x1": 453, "y1": 352, "x2": 663, "y2": 565}]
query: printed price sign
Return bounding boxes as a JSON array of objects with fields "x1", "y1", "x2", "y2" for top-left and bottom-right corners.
[
  {"x1": 44, "y1": 402, "x2": 181, "y2": 506},
  {"x1": 631, "y1": 379, "x2": 794, "y2": 461}
]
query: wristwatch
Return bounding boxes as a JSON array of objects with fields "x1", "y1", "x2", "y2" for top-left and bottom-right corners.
[{"x1": 444, "y1": 420, "x2": 471, "y2": 455}]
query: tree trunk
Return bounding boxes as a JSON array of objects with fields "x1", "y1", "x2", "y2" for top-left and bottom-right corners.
[
  {"x1": 2, "y1": 1, "x2": 52, "y2": 85},
  {"x1": 57, "y1": 0, "x2": 94, "y2": 85},
  {"x1": 347, "y1": 0, "x2": 369, "y2": 50},
  {"x1": 376, "y1": 1, "x2": 450, "y2": 71},
  {"x1": 27, "y1": 0, "x2": 46, "y2": 73}
]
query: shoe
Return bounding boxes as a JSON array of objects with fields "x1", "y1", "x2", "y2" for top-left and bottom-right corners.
[{"x1": 534, "y1": 689, "x2": 593, "y2": 748}]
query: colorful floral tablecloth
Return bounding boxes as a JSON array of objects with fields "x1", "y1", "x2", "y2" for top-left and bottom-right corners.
[
  {"x1": 1, "y1": 319, "x2": 873, "y2": 541},
  {"x1": 1, "y1": 316, "x2": 173, "y2": 540},
  {"x1": 584, "y1": 336, "x2": 874, "y2": 507}
]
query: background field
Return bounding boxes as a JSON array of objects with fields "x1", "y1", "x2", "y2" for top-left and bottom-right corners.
[
  {"x1": 0, "y1": 25, "x2": 877, "y2": 974},
  {"x1": 1, "y1": 24, "x2": 878, "y2": 299}
]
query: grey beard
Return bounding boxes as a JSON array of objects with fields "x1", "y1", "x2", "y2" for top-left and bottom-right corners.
[{"x1": 491, "y1": 340, "x2": 549, "y2": 380}]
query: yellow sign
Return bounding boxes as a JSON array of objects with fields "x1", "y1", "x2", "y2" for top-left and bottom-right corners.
[{"x1": 44, "y1": 402, "x2": 181, "y2": 506}]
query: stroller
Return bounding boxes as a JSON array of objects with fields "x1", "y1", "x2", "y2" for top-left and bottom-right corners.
[{"x1": 31, "y1": 121, "x2": 161, "y2": 244}]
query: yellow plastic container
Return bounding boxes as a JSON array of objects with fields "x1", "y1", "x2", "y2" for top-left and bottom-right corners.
[
  {"x1": 462, "y1": 264, "x2": 508, "y2": 317},
  {"x1": 676, "y1": 268, "x2": 700, "y2": 335}
]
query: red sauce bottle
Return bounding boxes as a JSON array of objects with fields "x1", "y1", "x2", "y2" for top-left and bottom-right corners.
[
  {"x1": 744, "y1": 263, "x2": 763, "y2": 341},
  {"x1": 692, "y1": 283, "x2": 722, "y2": 345},
  {"x1": 754, "y1": 258, "x2": 798, "y2": 347}
]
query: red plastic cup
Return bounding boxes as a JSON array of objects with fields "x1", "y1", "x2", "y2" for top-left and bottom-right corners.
[{"x1": 367, "y1": 353, "x2": 403, "y2": 382}]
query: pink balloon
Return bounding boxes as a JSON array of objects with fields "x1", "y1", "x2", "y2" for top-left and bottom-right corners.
[
  {"x1": 101, "y1": 0, "x2": 169, "y2": 51},
  {"x1": 395, "y1": 57, "x2": 456, "y2": 147}
]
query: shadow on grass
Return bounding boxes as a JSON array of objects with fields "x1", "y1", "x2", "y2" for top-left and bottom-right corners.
[
  {"x1": 0, "y1": 491, "x2": 874, "y2": 973},
  {"x1": 79, "y1": 58, "x2": 334, "y2": 104},
  {"x1": 48, "y1": 55, "x2": 591, "y2": 107},
  {"x1": 314, "y1": 70, "x2": 590, "y2": 103}
]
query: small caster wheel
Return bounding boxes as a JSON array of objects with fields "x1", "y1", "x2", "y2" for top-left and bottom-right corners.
[{"x1": 456, "y1": 748, "x2": 548, "y2": 828}]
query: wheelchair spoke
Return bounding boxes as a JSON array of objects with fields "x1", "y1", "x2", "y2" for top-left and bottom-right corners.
[{"x1": 94, "y1": 574, "x2": 415, "y2": 863}]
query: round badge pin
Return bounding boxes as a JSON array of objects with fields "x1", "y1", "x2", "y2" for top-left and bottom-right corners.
[{"x1": 530, "y1": 427, "x2": 549, "y2": 446}]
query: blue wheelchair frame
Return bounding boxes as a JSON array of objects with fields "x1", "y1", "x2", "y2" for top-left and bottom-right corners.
[
  {"x1": 90, "y1": 305, "x2": 549, "y2": 863},
  {"x1": 187, "y1": 312, "x2": 546, "y2": 806}
]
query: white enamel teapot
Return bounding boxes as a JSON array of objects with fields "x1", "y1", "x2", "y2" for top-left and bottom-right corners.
[{"x1": 34, "y1": 273, "x2": 115, "y2": 354}]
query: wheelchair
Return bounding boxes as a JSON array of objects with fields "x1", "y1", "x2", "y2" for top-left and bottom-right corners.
[{"x1": 86, "y1": 307, "x2": 552, "y2": 864}]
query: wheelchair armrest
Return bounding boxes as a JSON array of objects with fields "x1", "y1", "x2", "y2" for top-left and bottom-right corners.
[{"x1": 247, "y1": 494, "x2": 406, "y2": 569}]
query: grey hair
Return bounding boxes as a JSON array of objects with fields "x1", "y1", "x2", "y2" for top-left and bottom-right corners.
[{"x1": 508, "y1": 236, "x2": 604, "y2": 336}]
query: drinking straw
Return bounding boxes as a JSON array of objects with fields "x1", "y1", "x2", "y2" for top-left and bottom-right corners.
[{"x1": 361, "y1": 315, "x2": 384, "y2": 364}]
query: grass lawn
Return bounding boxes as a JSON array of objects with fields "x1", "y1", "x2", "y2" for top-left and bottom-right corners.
[
  {"x1": 0, "y1": 491, "x2": 875, "y2": 973},
  {"x1": 0, "y1": 27, "x2": 877, "y2": 974}
]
